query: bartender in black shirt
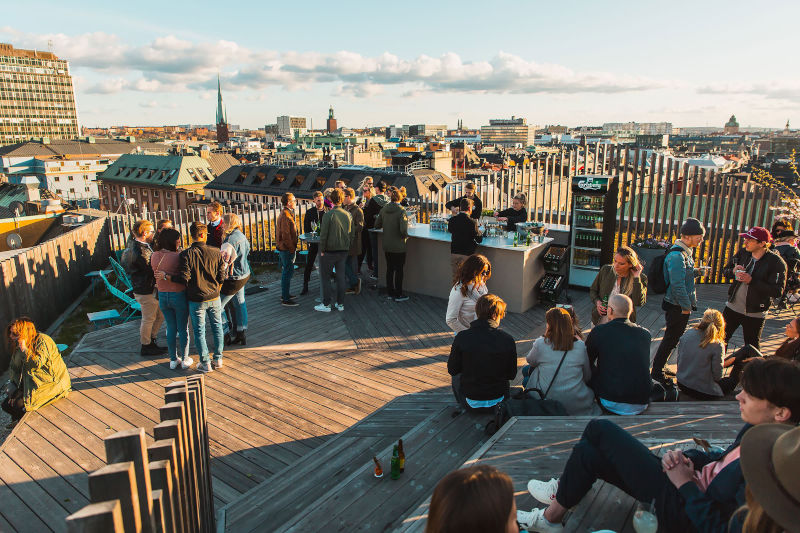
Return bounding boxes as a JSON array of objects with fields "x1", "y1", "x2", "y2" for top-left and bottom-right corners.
[
  {"x1": 495, "y1": 193, "x2": 528, "y2": 232},
  {"x1": 445, "y1": 182, "x2": 482, "y2": 219}
]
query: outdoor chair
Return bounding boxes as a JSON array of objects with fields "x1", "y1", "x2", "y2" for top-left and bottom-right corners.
[
  {"x1": 109, "y1": 256, "x2": 134, "y2": 294},
  {"x1": 97, "y1": 270, "x2": 141, "y2": 322}
]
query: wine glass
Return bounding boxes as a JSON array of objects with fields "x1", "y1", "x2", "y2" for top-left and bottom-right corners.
[{"x1": 632, "y1": 500, "x2": 658, "y2": 533}]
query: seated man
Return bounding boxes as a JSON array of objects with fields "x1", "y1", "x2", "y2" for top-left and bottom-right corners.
[
  {"x1": 586, "y1": 294, "x2": 652, "y2": 415},
  {"x1": 448, "y1": 294, "x2": 517, "y2": 412},
  {"x1": 518, "y1": 357, "x2": 800, "y2": 533}
]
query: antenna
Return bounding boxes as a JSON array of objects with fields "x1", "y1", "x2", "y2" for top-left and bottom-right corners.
[{"x1": 48, "y1": 39, "x2": 54, "y2": 53}]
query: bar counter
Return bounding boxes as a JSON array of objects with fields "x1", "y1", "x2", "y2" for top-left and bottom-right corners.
[{"x1": 374, "y1": 223, "x2": 552, "y2": 313}]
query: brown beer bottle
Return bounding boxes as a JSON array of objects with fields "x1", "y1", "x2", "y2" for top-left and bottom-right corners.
[
  {"x1": 397, "y1": 439, "x2": 406, "y2": 473},
  {"x1": 372, "y1": 455, "x2": 383, "y2": 478}
]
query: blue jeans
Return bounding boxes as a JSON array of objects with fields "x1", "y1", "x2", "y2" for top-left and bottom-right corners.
[
  {"x1": 278, "y1": 250, "x2": 296, "y2": 301},
  {"x1": 220, "y1": 287, "x2": 248, "y2": 332},
  {"x1": 158, "y1": 291, "x2": 190, "y2": 362},
  {"x1": 188, "y1": 298, "x2": 224, "y2": 364},
  {"x1": 521, "y1": 364, "x2": 532, "y2": 387},
  {"x1": 345, "y1": 255, "x2": 359, "y2": 288}
]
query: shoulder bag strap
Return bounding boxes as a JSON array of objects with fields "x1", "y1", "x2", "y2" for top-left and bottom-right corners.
[{"x1": 541, "y1": 350, "x2": 569, "y2": 400}]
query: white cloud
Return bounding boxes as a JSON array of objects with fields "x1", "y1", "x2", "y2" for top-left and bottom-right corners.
[{"x1": 698, "y1": 82, "x2": 800, "y2": 102}]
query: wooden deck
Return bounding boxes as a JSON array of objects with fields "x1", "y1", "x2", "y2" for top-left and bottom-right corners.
[{"x1": 0, "y1": 272, "x2": 793, "y2": 532}]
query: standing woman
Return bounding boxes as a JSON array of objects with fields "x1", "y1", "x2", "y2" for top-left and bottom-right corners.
[
  {"x1": 151, "y1": 228, "x2": 193, "y2": 370},
  {"x1": 358, "y1": 186, "x2": 374, "y2": 273},
  {"x1": 446, "y1": 254, "x2": 491, "y2": 333},
  {"x1": 589, "y1": 246, "x2": 647, "y2": 325},
  {"x1": 676, "y1": 309, "x2": 726, "y2": 399},
  {"x1": 220, "y1": 212, "x2": 251, "y2": 344},
  {"x1": 153, "y1": 219, "x2": 173, "y2": 251},
  {"x1": 374, "y1": 186, "x2": 409, "y2": 301},
  {"x1": 2, "y1": 318, "x2": 71, "y2": 425}
]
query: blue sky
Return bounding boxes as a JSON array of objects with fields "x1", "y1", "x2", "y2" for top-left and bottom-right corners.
[{"x1": 2, "y1": 0, "x2": 798, "y2": 129}]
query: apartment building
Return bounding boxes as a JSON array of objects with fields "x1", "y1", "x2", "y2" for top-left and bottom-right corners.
[{"x1": 480, "y1": 117, "x2": 535, "y2": 147}]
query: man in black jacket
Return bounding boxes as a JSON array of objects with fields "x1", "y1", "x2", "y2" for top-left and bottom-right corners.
[
  {"x1": 445, "y1": 181, "x2": 482, "y2": 219},
  {"x1": 121, "y1": 219, "x2": 165, "y2": 356},
  {"x1": 722, "y1": 227, "x2": 786, "y2": 350},
  {"x1": 448, "y1": 197, "x2": 483, "y2": 274},
  {"x1": 159, "y1": 222, "x2": 225, "y2": 373},
  {"x1": 301, "y1": 191, "x2": 326, "y2": 295},
  {"x1": 518, "y1": 357, "x2": 800, "y2": 533},
  {"x1": 586, "y1": 294, "x2": 651, "y2": 415},
  {"x1": 448, "y1": 294, "x2": 517, "y2": 411}
]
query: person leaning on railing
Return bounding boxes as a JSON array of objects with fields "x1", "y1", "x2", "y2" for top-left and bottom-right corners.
[
  {"x1": 589, "y1": 246, "x2": 647, "y2": 326},
  {"x1": 2, "y1": 318, "x2": 71, "y2": 428}
]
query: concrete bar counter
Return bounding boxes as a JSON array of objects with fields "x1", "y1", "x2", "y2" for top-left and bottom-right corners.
[{"x1": 374, "y1": 223, "x2": 552, "y2": 313}]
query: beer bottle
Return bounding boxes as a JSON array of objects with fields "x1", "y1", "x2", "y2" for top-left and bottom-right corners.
[
  {"x1": 373, "y1": 455, "x2": 383, "y2": 478},
  {"x1": 398, "y1": 439, "x2": 406, "y2": 473},
  {"x1": 390, "y1": 445, "x2": 401, "y2": 479}
]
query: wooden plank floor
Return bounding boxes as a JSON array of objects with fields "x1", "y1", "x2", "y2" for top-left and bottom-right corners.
[{"x1": 0, "y1": 270, "x2": 794, "y2": 532}]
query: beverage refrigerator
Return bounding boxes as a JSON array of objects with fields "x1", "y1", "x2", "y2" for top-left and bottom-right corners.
[{"x1": 569, "y1": 175, "x2": 619, "y2": 288}]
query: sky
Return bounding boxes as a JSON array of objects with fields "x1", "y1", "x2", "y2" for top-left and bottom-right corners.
[{"x1": 2, "y1": 0, "x2": 799, "y2": 130}]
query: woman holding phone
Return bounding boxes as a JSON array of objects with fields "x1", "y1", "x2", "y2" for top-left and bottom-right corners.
[{"x1": 589, "y1": 246, "x2": 648, "y2": 325}]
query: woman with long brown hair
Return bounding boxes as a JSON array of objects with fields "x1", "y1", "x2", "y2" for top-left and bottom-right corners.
[
  {"x1": 220, "y1": 211, "x2": 251, "y2": 343},
  {"x1": 2, "y1": 318, "x2": 71, "y2": 426},
  {"x1": 522, "y1": 307, "x2": 600, "y2": 415},
  {"x1": 589, "y1": 245, "x2": 647, "y2": 325},
  {"x1": 446, "y1": 254, "x2": 491, "y2": 332}
]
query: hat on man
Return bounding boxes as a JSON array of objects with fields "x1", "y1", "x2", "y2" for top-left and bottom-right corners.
[
  {"x1": 680, "y1": 218, "x2": 705, "y2": 236},
  {"x1": 740, "y1": 226, "x2": 773, "y2": 243},
  {"x1": 740, "y1": 424, "x2": 800, "y2": 533}
]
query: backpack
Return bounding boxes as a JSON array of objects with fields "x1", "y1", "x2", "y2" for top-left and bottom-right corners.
[{"x1": 648, "y1": 245, "x2": 683, "y2": 294}]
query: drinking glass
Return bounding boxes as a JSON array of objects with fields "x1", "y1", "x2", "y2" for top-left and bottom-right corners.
[{"x1": 632, "y1": 500, "x2": 658, "y2": 533}]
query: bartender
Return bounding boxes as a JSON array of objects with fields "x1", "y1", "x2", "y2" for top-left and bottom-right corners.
[
  {"x1": 445, "y1": 182, "x2": 482, "y2": 219},
  {"x1": 494, "y1": 193, "x2": 528, "y2": 232}
]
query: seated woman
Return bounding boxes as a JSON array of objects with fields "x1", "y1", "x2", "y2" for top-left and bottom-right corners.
[
  {"x1": 494, "y1": 193, "x2": 528, "y2": 232},
  {"x1": 719, "y1": 316, "x2": 800, "y2": 394},
  {"x1": 448, "y1": 294, "x2": 517, "y2": 412},
  {"x1": 446, "y1": 254, "x2": 491, "y2": 333},
  {"x1": 589, "y1": 246, "x2": 647, "y2": 325},
  {"x1": 517, "y1": 358, "x2": 800, "y2": 533},
  {"x1": 426, "y1": 465, "x2": 518, "y2": 533},
  {"x1": 521, "y1": 307, "x2": 600, "y2": 416},
  {"x1": 676, "y1": 309, "x2": 726, "y2": 400},
  {"x1": 2, "y1": 318, "x2": 71, "y2": 426}
]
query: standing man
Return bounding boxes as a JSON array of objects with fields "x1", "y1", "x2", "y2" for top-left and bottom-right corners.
[
  {"x1": 448, "y1": 197, "x2": 483, "y2": 275},
  {"x1": 301, "y1": 191, "x2": 326, "y2": 295},
  {"x1": 121, "y1": 219, "x2": 166, "y2": 357},
  {"x1": 364, "y1": 181, "x2": 389, "y2": 282},
  {"x1": 722, "y1": 226, "x2": 786, "y2": 349},
  {"x1": 206, "y1": 201, "x2": 225, "y2": 248},
  {"x1": 160, "y1": 222, "x2": 225, "y2": 373},
  {"x1": 276, "y1": 192, "x2": 299, "y2": 307},
  {"x1": 343, "y1": 187, "x2": 365, "y2": 295},
  {"x1": 315, "y1": 188, "x2": 352, "y2": 312},
  {"x1": 650, "y1": 218, "x2": 705, "y2": 383},
  {"x1": 445, "y1": 181, "x2": 482, "y2": 219}
]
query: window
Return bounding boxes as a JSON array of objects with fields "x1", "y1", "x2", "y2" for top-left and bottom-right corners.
[
  {"x1": 131, "y1": 188, "x2": 137, "y2": 194},
  {"x1": 54, "y1": 176, "x2": 60, "y2": 182},
  {"x1": 85, "y1": 186, "x2": 90, "y2": 192},
  {"x1": 165, "y1": 192, "x2": 171, "y2": 199},
  {"x1": 152, "y1": 190, "x2": 159, "y2": 197},
  {"x1": 68, "y1": 175, "x2": 73, "y2": 181}
]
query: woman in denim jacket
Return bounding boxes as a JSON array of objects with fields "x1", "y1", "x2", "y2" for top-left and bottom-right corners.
[{"x1": 220, "y1": 213, "x2": 251, "y2": 345}]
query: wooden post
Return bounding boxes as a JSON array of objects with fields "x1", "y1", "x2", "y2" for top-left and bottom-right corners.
[
  {"x1": 148, "y1": 438, "x2": 186, "y2": 533},
  {"x1": 88, "y1": 462, "x2": 141, "y2": 533},
  {"x1": 66, "y1": 500, "x2": 125, "y2": 533},
  {"x1": 149, "y1": 460, "x2": 177, "y2": 533},
  {"x1": 186, "y1": 376, "x2": 214, "y2": 530},
  {"x1": 160, "y1": 401, "x2": 201, "y2": 533},
  {"x1": 104, "y1": 428, "x2": 156, "y2": 533},
  {"x1": 151, "y1": 489, "x2": 167, "y2": 533}
]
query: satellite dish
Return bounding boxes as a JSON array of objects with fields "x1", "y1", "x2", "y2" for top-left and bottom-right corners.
[
  {"x1": 6, "y1": 233, "x2": 22, "y2": 250},
  {"x1": 9, "y1": 201, "x2": 24, "y2": 216}
]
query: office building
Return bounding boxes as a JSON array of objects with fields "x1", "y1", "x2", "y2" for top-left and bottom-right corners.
[
  {"x1": 409, "y1": 124, "x2": 447, "y2": 138},
  {"x1": 480, "y1": 117, "x2": 535, "y2": 146},
  {"x1": 0, "y1": 43, "x2": 80, "y2": 146},
  {"x1": 277, "y1": 116, "x2": 307, "y2": 138}
]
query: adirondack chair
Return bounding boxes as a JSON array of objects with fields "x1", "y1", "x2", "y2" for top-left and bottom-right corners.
[
  {"x1": 98, "y1": 270, "x2": 141, "y2": 322},
  {"x1": 109, "y1": 256, "x2": 134, "y2": 294}
]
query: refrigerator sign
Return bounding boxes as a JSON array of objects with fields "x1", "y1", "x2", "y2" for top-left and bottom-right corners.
[{"x1": 572, "y1": 175, "x2": 610, "y2": 193}]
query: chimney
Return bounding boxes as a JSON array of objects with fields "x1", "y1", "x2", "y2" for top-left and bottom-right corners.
[{"x1": 21, "y1": 176, "x2": 40, "y2": 201}]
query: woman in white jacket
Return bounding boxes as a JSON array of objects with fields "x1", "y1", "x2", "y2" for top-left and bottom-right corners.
[{"x1": 446, "y1": 254, "x2": 491, "y2": 332}]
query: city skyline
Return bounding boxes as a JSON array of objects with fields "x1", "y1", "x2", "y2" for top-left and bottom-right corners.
[{"x1": 2, "y1": 0, "x2": 798, "y2": 130}]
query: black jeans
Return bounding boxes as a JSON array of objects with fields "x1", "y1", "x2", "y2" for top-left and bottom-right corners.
[
  {"x1": 385, "y1": 252, "x2": 406, "y2": 297},
  {"x1": 678, "y1": 383, "x2": 724, "y2": 401},
  {"x1": 2, "y1": 395, "x2": 25, "y2": 421},
  {"x1": 451, "y1": 373, "x2": 508, "y2": 413},
  {"x1": 303, "y1": 243, "x2": 319, "y2": 288},
  {"x1": 722, "y1": 306, "x2": 765, "y2": 351},
  {"x1": 358, "y1": 228, "x2": 372, "y2": 271},
  {"x1": 651, "y1": 301, "x2": 692, "y2": 380},
  {"x1": 320, "y1": 251, "x2": 347, "y2": 306},
  {"x1": 718, "y1": 344, "x2": 762, "y2": 395},
  {"x1": 556, "y1": 419, "x2": 692, "y2": 532}
]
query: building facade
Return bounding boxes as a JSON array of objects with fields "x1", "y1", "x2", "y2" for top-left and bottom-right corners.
[
  {"x1": 724, "y1": 115, "x2": 740, "y2": 135},
  {"x1": 480, "y1": 117, "x2": 535, "y2": 146},
  {"x1": 0, "y1": 43, "x2": 80, "y2": 146},
  {"x1": 277, "y1": 116, "x2": 307, "y2": 138},
  {"x1": 409, "y1": 124, "x2": 447, "y2": 138},
  {"x1": 326, "y1": 106, "x2": 337, "y2": 133}
]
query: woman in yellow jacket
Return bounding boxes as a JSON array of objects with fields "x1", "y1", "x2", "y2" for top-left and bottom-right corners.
[{"x1": 2, "y1": 317, "x2": 71, "y2": 426}]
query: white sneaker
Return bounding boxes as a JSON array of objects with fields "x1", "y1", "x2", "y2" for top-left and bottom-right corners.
[
  {"x1": 517, "y1": 508, "x2": 564, "y2": 533},
  {"x1": 528, "y1": 478, "x2": 560, "y2": 505},
  {"x1": 169, "y1": 359, "x2": 180, "y2": 370},
  {"x1": 197, "y1": 362, "x2": 214, "y2": 373},
  {"x1": 181, "y1": 356, "x2": 194, "y2": 369},
  {"x1": 314, "y1": 303, "x2": 332, "y2": 313},
  {"x1": 334, "y1": 303, "x2": 344, "y2": 311}
]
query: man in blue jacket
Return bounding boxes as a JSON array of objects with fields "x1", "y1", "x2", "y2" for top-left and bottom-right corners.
[
  {"x1": 518, "y1": 357, "x2": 800, "y2": 533},
  {"x1": 651, "y1": 218, "x2": 706, "y2": 383}
]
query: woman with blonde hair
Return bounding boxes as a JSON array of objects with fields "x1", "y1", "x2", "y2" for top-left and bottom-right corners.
[
  {"x1": 589, "y1": 245, "x2": 647, "y2": 325},
  {"x1": 446, "y1": 254, "x2": 491, "y2": 332},
  {"x1": 494, "y1": 193, "x2": 528, "y2": 232},
  {"x1": 676, "y1": 308, "x2": 726, "y2": 399},
  {"x1": 220, "y1": 211, "x2": 251, "y2": 344},
  {"x1": 2, "y1": 318, "x2": 71, "y2": 426}
]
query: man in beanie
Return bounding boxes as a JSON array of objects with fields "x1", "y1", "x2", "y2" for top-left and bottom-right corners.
[
  {"x1": 721, "y1": 227, "x2": 786, "y2": 350},
  {"x1": 650, "y1": 218, "x2": 706, "y2": 383}
]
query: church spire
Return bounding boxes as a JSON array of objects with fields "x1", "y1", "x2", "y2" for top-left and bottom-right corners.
[{"x1": 216, "y1": 74, "x2": 227, "y2": 126}]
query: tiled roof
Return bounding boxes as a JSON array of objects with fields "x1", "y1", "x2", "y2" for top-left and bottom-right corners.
[
  {"x1": 0, "y1": 139, "x2": 170, "y2": 158},
  {"x1": 206, "y1": 152, "x2": 238, "y2": 176},
  {"x1": 97, "y1": 153, "x2": 217, "y2": 189}
]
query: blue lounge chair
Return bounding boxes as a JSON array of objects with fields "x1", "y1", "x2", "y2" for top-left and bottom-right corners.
[
  {"x1": 109, "y1": 257, "x2": 134, "y2": 294},
  {"x1": 98, "y1": 271, "x2": 141, "y2": 322}
]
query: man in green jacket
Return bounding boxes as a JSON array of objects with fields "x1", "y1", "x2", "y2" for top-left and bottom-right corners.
[
  {"x1": 316, "y1": 188, "x2": 352, "y2": 312},
  {"x1": 375, "y1": 187, "x2": 410, "y2": 301}
]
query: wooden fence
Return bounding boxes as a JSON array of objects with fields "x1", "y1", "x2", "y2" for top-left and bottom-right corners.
[
  {"x1": 65, "y1": 376, "x2": 214, "y2": 533},
  {"x1": 0, "y1": 214, "x2": 111, "y2": 369},
  {"x1": 103, "y1": 146, "x2": 777, "y2": 283}
]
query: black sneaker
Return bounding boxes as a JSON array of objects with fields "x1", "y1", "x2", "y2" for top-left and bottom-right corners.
[
  {"x1": 394, "y1": 294, "x2": 410, "y2": 302},
  {"x1": 282, "y1": 299, "x2": 299, "y2": 307},
  {"x1": 141, "y1": 343, "x2": 162, "y2": 357}
]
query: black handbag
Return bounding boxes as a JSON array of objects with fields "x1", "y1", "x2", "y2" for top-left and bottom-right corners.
[{"x1": 486, "y1": 351, "x2": 570, "y2": 435}]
